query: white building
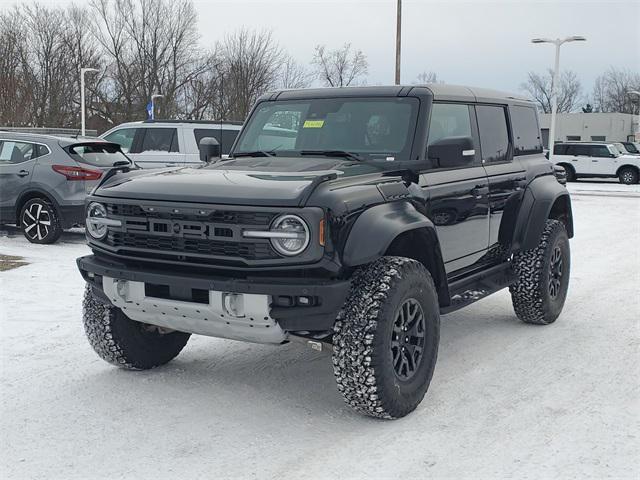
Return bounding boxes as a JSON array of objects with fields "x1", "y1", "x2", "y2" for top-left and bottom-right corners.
[{"x1": 539, "y1": 112, "x2": 638, "y2": 148}]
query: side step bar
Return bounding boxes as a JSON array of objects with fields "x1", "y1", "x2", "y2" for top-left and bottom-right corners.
[{"x1": 440, "y1": 262, "x2": 516, "y2": 315}]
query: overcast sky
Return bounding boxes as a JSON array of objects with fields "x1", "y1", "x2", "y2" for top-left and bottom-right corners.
[{"x1": 6, "y1": 0, "x2": 640, "y2": 99}]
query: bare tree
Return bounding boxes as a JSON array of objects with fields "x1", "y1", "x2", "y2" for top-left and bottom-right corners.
[
  {"x1": 278, "y1": 55, "x2": 310, "y2": 89},
  {"x1": 218, "y1": 28, "x2": 285, "y2": 121},
  {"x1": 0, "y1": 9, "x2": 29, "y2": 125},
  {"x1": 521, "y1": 69, "x2": 583, "y2": 113},
  {"x1": 312, "y1": 43, "x2": 368, "y2": 87},
  {"x1": 591, "y1": 67, "x2": 640, "y2": 113},
  {"x1": 180, "y1": 51, "x2": 225, "y2": 120},
  {"x1": 0, "y1": 1, "x2": 313, "y2": 130},
  {"x1": 14, "y1": 4, "x2": 79, "y2": 127},
  {"x1": 89, "y1": 0, "x2": 202, "y2": 124},
  {"x1": 414, "y1": 71, "x2": 443, "y2": 84}
]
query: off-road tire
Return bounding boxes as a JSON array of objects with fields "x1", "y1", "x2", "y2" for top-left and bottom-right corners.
[
  {"x1": 333, "y1": 257, "x2": 440, "y2": 419},
  {"x1": 510, "y1": 219, "x2": 570, "y2": 325},
  {"x1": 618, "y1": 167, "x2": 638, "y2": 185},
  {"x1": 561, "y1": 164, "x2": 576, "y2": 182},
  {"x1": 20, "y1": 198, "x2": 62, "y2": 244},
  {"x1": 82, "y1": 285, "x2": 190, "y2": 370}
]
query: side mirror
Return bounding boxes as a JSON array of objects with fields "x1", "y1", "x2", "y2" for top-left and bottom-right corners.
[
  {"x1": 427, "y1": 136, "x2": 475, "y2": 169},
  {"x1": 199, "y1": 137, "x2": 221, "y2": 163}
]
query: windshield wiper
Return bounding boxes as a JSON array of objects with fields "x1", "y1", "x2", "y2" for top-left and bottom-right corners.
[
  {"x1": 299, "y1": 150, "x2": 365, "y2": 162},
  {"x1": 232, "y1": 150, "x2": 276, "y2": 158}
]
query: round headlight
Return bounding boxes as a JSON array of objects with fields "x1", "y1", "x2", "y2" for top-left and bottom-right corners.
[
  {"x1": 270, "y1": 214, "x2": 310, "y2": 256},
  {"x1": 86, "y1": 202, "x2": 108, "y2": 239}
]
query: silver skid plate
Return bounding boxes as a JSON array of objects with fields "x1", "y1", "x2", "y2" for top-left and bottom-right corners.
[{"x1": 102, "y1": 277, "x2": 287, "y2": 344}]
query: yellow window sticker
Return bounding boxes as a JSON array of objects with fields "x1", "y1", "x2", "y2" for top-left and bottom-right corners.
[{"x1": 303, "y1": 120, "x2": 325, "y2": 128}]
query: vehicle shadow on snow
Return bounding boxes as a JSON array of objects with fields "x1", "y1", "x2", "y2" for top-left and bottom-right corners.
[{"x1": 84, "y1": 306, "x2": 531, "y2": 422}]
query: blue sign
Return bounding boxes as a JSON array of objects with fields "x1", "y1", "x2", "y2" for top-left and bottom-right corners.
[{"x1": 146, "y1": 101, "x2": 153, "y2": 120}]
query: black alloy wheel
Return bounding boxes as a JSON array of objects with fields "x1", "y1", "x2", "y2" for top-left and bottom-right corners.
[
  {"x1": 391, "y1": 298, "x2": 426, "y2": 381},
  {"x1": 548, "y1": 246, "x2": 564, "y2": 299}
]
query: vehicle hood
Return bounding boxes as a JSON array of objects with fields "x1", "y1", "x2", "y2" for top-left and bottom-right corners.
[{"x1": 93, "y1": 157, "x2": 382, "y2": 206}]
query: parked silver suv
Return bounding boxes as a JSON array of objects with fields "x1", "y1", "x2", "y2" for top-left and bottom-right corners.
[
  {"x1": 0, "y1": 132, "x2": 130, "y2": 243},
  {"x1": 100, "y1": 120, "x2": 242, "y2": 168}
]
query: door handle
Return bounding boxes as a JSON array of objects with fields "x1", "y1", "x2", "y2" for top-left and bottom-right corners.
[
  {"x1": 471, "y1": 186, "x2": 489, "y2": 198},
  {"x1": 17, "y1": 170, "x2": 30, "y2": 177}
]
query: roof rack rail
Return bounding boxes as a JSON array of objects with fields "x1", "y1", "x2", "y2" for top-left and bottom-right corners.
[{"x1": 142, "y1": 119, "x2": 243, "y2": 126}]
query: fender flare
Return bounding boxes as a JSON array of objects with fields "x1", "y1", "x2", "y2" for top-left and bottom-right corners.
[
  {"x1": 343, "y1": 201, "x2": 437, "y2": 266},
  {"x1": 511, "y1": 176, "x2": 573, "y2": 252}
]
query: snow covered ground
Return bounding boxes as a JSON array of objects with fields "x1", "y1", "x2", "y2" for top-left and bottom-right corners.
[{"x1": 1, "y1": 182, "x2": 639, "y2": 479}]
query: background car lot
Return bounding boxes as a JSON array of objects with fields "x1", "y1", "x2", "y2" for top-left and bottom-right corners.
[{"x1": 1, "y1": 181, "x2": 638, "y2": 479}]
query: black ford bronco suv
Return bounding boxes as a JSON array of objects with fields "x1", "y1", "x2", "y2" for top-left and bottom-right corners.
[{"x1": 78, "y1": 85, "x2": 573, "y2": 419}]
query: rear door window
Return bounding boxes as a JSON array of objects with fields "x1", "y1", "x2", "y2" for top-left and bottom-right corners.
[
  {"x1": 103, "y1": 128, "x2": 138, "y2": 153},
  {"x1": 510, "y1": 105, "x2": 542, "y2": 155},
  {"x1": 476, "y1": 105, "x2": 511, "y2": 163},
  {"x1": 590, "y1": 145, "x2": 611, "y2": 158},
  {"x1": 138, "y1": 128, "x2": 178, "y2": 153},
  {"x1": 0, "y1": 141, "x2": 36, "y2": 164},
  {"x1": 567, "y1": 145, "x2": 590, "y2": 156}
]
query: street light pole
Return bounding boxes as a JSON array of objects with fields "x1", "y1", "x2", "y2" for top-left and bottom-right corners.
[
  {"x1": 80, "y1": 68, "x2": 99, "y2": 136},
  {"x1": 531, "y1": 36, "x2": 586, "y2": 162},
  {"x1": 395, "y1": 0, "x2": 401, "y2": 85},
  {"x1": 150, "y1": 94, "x2": 164, "y2": 120}
]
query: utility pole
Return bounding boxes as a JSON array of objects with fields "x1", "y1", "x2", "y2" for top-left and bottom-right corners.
[{"x1": 395, "y1": 0, "x2": 402, "y2": 85}]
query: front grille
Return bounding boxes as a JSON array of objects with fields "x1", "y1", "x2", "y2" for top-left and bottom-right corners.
[
  {"x1": 102, "y1": 202, "x2": 280, "y2": 262},
  {"x1": 106, "y1": 232, "x2": 275, "y2": 259},
  {"x1": 106, "y1": 204, "x2": 274, "y2": 225}
]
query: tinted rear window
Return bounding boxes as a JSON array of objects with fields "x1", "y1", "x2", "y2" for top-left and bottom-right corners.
[
  {"x1": 66, "y1": 143, "x2": 131, "y2": 167},
  {"x1": 510, "y1": 105, "x2": 542, "y2": 155},
  {"x1": 194, "y1": 128, "x2": 239, "y2": 155}
]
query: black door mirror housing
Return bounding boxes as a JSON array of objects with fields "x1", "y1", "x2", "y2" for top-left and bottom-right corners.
[
  {"x1": 427, "y1": 136, "x2": 475, "y2": 169},
  {"x1": 199, "y1": 137, "x2": 221, "y2": 163}
]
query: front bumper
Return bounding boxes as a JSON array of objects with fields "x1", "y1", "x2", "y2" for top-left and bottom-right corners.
[{"x1": 77, "y1": 255, "x2": 350, "y2": 335}]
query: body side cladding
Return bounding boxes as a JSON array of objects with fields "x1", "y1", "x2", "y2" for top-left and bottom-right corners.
[
  {"x1": 342, "y1": 201, "x2": 449, "y2": 306},
  {"x1": 511, "y1": 175, "x2": 573, "y2": 253}
]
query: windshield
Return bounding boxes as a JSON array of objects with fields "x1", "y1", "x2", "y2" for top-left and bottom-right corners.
[
  {"x1": 623, "y1": 142, "x2": 639, "y2": 154},
  {"x1": 233, "y1": 97, "x2": 419, "y2": 161},
  {"x1": 609, "y1": 144, "x2": 622, "y2": 155},
  {"x1": 66, "y1": 142, "x2": 131, "y2": 167},
  {"x1": 613, "y1": 143, "x2": 629, "y2": 154}
]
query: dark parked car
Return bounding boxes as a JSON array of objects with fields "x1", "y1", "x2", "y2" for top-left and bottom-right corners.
[
  {"x1": 78, "y1": 85, "x2": 573, "y2": 419},
  {"x1": 0, "y1": 132, "x2": 130, "y2": 243}
]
